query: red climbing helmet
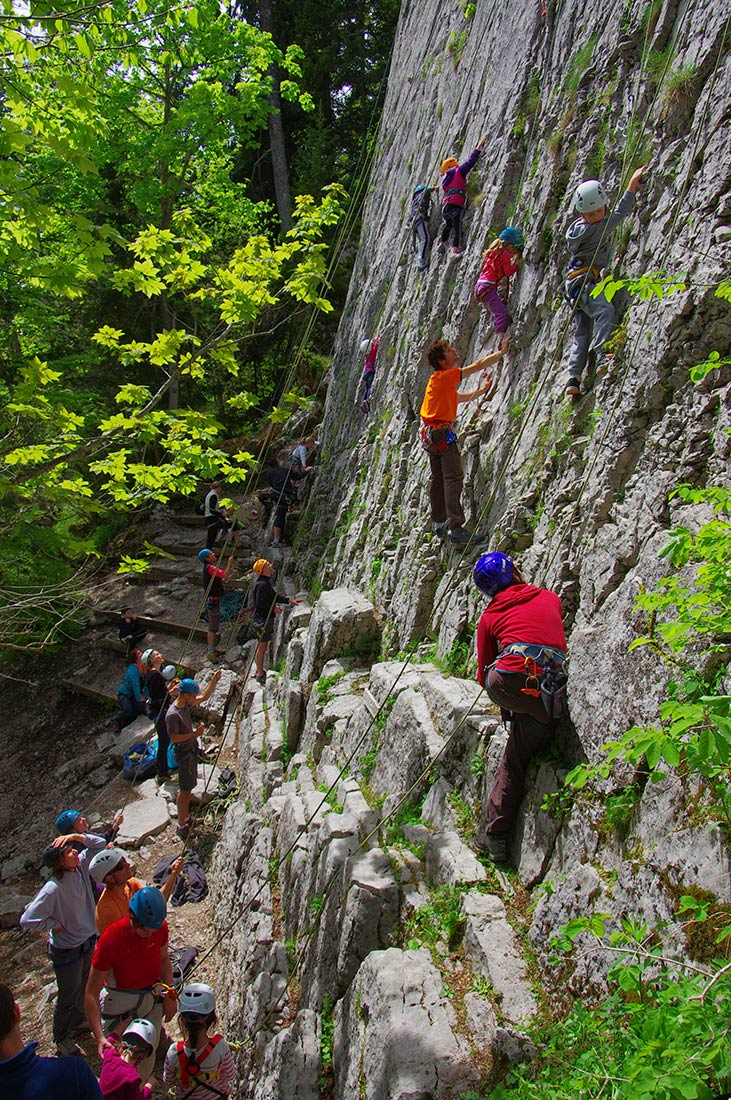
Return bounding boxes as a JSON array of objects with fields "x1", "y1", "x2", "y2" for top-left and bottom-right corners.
[{"x1": 474, "y1": 552, "x2": 514, "y2": 598}]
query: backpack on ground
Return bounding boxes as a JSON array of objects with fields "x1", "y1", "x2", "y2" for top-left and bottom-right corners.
[{"x1": 122, "y1": 742, "x2": 157, "y2": 782}]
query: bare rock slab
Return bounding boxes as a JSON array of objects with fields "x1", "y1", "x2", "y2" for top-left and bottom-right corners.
[
  {"x1": 114, "y1": 787, "x2": 171, "y2": 847},
  {"x1": 194, "y1": 668, "x2": 238, "y2": 723},
  {"x1": 97, "y1": 715, "x2": 155, "y2": 761},
  {"x1": 300, "y1": 589, "x2": 379, "y2": 685},
  {"x1": 425, "y1": 831, "x2": 487, "y2": 886},
  {"x1": 250, "y1": 1008, "x2": 320, "y2": 1100},
  {"x1": 463, "y1": 892, "x2": 537, "y2": 1024}
]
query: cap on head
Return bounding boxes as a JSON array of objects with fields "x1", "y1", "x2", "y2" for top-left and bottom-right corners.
[
  {"x1": 162, "y1": 664, "x2": 177, "y2": 682},
  {"x1": 499, "y1": 226, "x2": 524, "y2": 249},
  {"x1": 179, "y1": 982, "x2": 216, "y2": 1017},
  {"x1": 89, "y1": 848, "x2": 126, "y2": 884},
  {"x1": 252, "y1": 559, "x2": 269, "y2": 575},
  {"x1": 473, "y1": 552, "x2": 514, "y2": 599},
  {"x1": 122, "y1": 1018, "x2": 156, "y2": 1050},
  {"x1": 440, "y1": 157, "x2": 458, "y2": 174},
  {"x1": 42, "y1": 843, "x2": 69, "y2": 870},
  {"x1": 197, "y1": 549, "x2": 213, "y2": 563},
  {"x1": 177, "y1": 678, "x2": 200, "y2": 696},
  {"x1": 574, "y1": 179, "x2": 608, "y2": 213},
  {"x1": 55, "y1": 809, "x2": 81, "y2": 835},
  {"x1": 128, "y1": 886, "x2": 167, "y2": 929}
]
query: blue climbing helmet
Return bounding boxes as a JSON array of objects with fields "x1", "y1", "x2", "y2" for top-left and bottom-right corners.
[
  {"x1": 474, "y1": 552, "x2": 514, "y2": 599},
  {"x1": 55, "y1": 809, "x2": 81, "y2": 834},
  {"x1": 129, "y1": 886, "x2": 167, "y2": 929},
  {"x1": 197, "y1": 548, "x2": 212, "y2": 563},
  {"x1": 499, "y1": 226, "x2": 524, "y2": 249}
]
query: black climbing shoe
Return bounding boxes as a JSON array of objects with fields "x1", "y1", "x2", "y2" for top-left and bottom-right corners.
[
  {"x1": 449, "y1": 527, "x2": 486, "y2": 547},
  {"x1": 432, "y1": 521, "x2": 448, "y2": 539},
  {"x1": 473, "y1": 832, "x2": 508, "y2": 863}
]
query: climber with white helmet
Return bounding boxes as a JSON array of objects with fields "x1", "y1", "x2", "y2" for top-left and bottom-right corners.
[
  {"x1": 472, "y1": 552, "x2": 568, "y2": 863},
  {"x1": 163, "y1": 982, "x2": 236, "y2": 1099},
  {"x1": 438, "y1": 136, "x2": 486, "y2": 259},
  {"x1": 98, "y1": 1017, "x2": 156, "y2": 1099},
  {"x1": 89, "y1": 849, "x2": 184, "y2": 934},
  {"x1": 359, "y1": 336, "x2": 379, "y2": 412},
  {"x1": 473, "y1": 226, "x2": 525, "y2": 351},
  {"x1": 563, "y1": 164, "x2": 648, "y2": 397}
]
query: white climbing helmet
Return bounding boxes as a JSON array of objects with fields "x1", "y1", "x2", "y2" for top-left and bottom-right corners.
[
  {"x1": 162, "y1": 664, "x2": 177, "y2": 681},
  {"x1": 122, "y1": 1018, "x2": 156, "y2": 1049},
  {"x1": 574, "y1": 179, "x2": 609, "y2": 213},
  {"x1": 89, "y1": 848, "x2": 126, "y2": 883},
  {"x1": 358, "y1": 338, "x2": 371, "y2": 355},
  {"x1": 179, "y1": 982, "x2": 216, "y2": 1017}
]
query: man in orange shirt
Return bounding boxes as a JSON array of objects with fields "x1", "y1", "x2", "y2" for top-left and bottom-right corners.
[
  {"x1": 419, "y1": 340, "x2": 502, "y2": 545},
  {"x1": 89, "y1": 850, "x2": 184, "y2": 934}
]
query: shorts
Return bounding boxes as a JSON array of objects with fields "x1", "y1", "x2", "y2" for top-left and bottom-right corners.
[
  {"x1": 206, "y1": 598, "x2": 221, "y2": 633},
  {"x1": 254, "y1": 617, "x2": 273, "y2": 643},
  {"x1": 175, "y1": 747, "x2": 198, "y2": 792}
]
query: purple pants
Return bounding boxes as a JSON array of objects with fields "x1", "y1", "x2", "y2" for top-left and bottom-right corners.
[{"x1": 475, "y1": 283, "x2": 510, "y2": 334}]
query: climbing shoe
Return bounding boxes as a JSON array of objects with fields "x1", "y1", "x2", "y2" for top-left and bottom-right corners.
[
  {"x1": 565, "y1": 378, "x2": 581, "y2": 397},
  {"x1": 449, "y1": 527, "x2": 486, "y2": 547},
  {"x1": 432, "y1": 521, "x2": 448, "y2": 539},
  {"x1": 255, "y1": 673, "x2": 266, "y2": 686},
  {"x1": 595, "y1": 356, "x2": 613, "y2": 379},
  {"x1": 448, "y1": 248, "x2": 463, "y2": 261},
  {"x1": 472, "y1": 831, "x2": 508, "y2": 863}
]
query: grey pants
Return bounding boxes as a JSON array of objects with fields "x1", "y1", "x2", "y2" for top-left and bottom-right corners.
[
  {"x1": 412, "y1": 219, "x2": 431, "y2": 269},
  {"x1": 428, "y1": 441, "x2": 465, "y2": 529},
  {"x1": 49, "y1": 935, "x2": 96, "y2": 1045},
  {"x1": 566, "y1": 283, "x2": 617, "y2": 380}
]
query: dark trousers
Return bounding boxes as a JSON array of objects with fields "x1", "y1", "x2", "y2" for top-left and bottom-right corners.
[
  {"x1": 440, "y1": 204, "x2": 464, "y2": 250},
  {"x1": 205, "y1": 516, "x2": 227, "y2": 549},
  {"x1": 115, "y1": 694, "x2": 146, "y2": 730},
  {"x1": 428, "y1": 441, "x2": 465, "y2": 529},
  {"x1": 155, "y1": 710, "x2": 169, "y2": 777},
  {"x1": 484, "y1": 667, "x2": 553, "y2": 836},
  {"x1": 49, "y1": 935, "x2": 96, "y2": 1044}
]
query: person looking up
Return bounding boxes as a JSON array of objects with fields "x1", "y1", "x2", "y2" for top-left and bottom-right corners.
[
  {"x1": 197, "y1": 548, "x2": 237, "y2": 662},
  {"x1": 439, "y1": 136, "x2": 486, "y2": 258},
  {"x1": 165, "y1": 674, "x2": 222, "y2": 839},
  {"x1": 89, "y1": 850, "x2": 184, "y2": 935},
  {"x1": 251, "y1": 559, "x2": 300, "y2": 685}
]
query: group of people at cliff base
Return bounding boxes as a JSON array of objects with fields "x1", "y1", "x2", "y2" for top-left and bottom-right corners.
[{"x1": 12, "y1": 806, "x2": 236, "y2": 1098}]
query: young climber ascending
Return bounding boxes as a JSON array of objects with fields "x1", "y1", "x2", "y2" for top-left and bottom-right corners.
[
  {"x1": 408, "y1": 185, "x2": 435, "y2": 271},
  {"x1": 359, "y1": 336, "x2": 379, "y2": 413},
  {"x1": 419, "y1": 340, "x2": 502, "y2": 546},
  {"x1": 474, "y1": 227, "x2": 524, "y2": 350},
  {"x1": 197, "y1": 548, "x2": 237, "y2": 661},
  {"x1": 564, "y1": 164, "x2": 647, "y2": 397},
  {"x1": 163, "y1": 983, "x2": 236, "y2": 1099},
  {"x1": 439, "y1": 136, "x2": 486, "y2": 259},
  {"x1": 472, "y1": 552, "x2": 568, "y2": 863}
]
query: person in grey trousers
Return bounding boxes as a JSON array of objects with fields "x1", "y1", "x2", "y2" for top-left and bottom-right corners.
[{"x1": 564, "y1": 164, "x2": 647, "y2": 397}]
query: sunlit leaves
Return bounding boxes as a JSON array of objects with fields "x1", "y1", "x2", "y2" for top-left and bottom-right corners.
[{"x1": 593, "y1": 272, "x2": 688, "y2": 302}]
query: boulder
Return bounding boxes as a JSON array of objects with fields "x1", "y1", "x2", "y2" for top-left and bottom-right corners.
[
  {"x1": 299, "y1": 589, "x2": 379, "y2": 685},
  {"x1": 425, "y1": 831, "x2": 487, "y2": 886},
  {"x1": 114, "y1": 786, "x2": 171, "y2": 847},
  {"x1": 1, "y1": 892, "x2": 34, "y2": 929}
]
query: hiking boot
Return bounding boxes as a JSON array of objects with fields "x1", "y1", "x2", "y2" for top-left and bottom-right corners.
[
  {"x1": 565, "y1": 378, "x2": 581, "y2": 397},
  {"x1": 473, "y1": 831, "x2": 508, "y2": 863},
  {"x1": 449, "y1": 527, "x2": 486, "y2": 547},
  {"x1": 432, "y1": 521, "x2": 448, "y2": 539}
]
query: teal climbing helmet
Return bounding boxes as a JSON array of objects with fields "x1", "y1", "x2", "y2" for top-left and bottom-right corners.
[{"x1": 499, "y1": 226, "x2": 524, "y2": 249}]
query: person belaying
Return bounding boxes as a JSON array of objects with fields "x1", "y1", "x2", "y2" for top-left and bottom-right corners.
[
  {"x1": 564, "y1": 164, "x2": 648, "y2": 397},
  {"x1": 55, "y1": 807, "x2": 123, "y2": 849},
  {"x1": 19, "y1": 831, "x2": 107, "y2": 1056},
  {"x1": 98, "y1": 1017, "x2": 155, "y2": 1100},
  {"x1": 438, "y1": 136, "x2": 486, "y2": 259},
  {"x1": 408, "y1": 185, "x2": 435, "y2": 271},
  {"x1": 84, "y1": 887, "x2": 175, "y2": 1081},
  {"x1": 141, "y1": 650, "x2": 175, "y2": 784},
  {"x1": 420, "y1": 340, "x2": 502, "y2": 546},
  {"x1": 251, "y1": 559, "x2": 300, "y2": 685},
  {"x1": 474, "y1": 227, "x2": 524, "y2": 350},
  {"x1": 112, "y1": 649, "x2": 148, "y2": 732},
  {"x1": 266, "y1": 456, "x2": 311, "y2": 546},
  {"x1": 165, "y1": 673, "x2": 222, "y2": 839},
  {"x1": 0, "y1": 982, "x2": 102, "y2": 1099},
  {"x1": 203, "y1": 481, "x2": 241, "y2": 552},
  {"x1": 472, "y1": 552, "x2": 568, "y2": 863},
  {"x1": 359, "y1": 336, "x2": 379, "y2": 413},
  {"x1": 163, "y1": 983, "x2": 237, "y2": 1099},
  {"x1": 197, "y1": 548, "x2": 237, "y2": 662},
  {"x1": 89, "y1": 849, "x2": 184, "y2": 935}
]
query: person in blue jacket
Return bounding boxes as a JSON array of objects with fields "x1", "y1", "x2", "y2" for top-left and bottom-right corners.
[
  {"x1": 112, "y1": 649, "x2": 147, "y2": 731},
  {"x1": 0, "y1": 982, "x2": 102, "y2": 1099}
]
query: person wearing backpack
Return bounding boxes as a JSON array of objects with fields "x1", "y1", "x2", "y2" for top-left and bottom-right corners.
[
  {"x1": 408, "y1": 185, "x2": 435, "y2": 270},
  {"x1": 472, "y1": 552, "x2": 568, "y2": 864},
  {"x1": 163, "y1": 984, "x2": 236, "y2": 1100},
  {"x1": 438, "y1": 136, "x2": 486, "y2": 258}
]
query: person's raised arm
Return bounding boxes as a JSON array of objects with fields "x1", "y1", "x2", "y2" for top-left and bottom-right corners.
[
  {"x1": 460, "y1": 348, "x2": 503, "y2": 381},
  {"x1": 196, "y1": 668, "x2": 222, "y2": 704}
]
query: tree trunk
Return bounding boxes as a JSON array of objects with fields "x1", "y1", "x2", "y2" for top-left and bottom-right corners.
[{"x1": 259, "y1": 0, "x2": 292, "y2": 232}]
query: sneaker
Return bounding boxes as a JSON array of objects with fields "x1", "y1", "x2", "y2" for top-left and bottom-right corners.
[
  {"x1": 255, "y1": 673, "x2": 266, "y2": 686},
  {"x1": 176, "y1": 819, "x2": 191, "y2": 840},
  {"x1": 432, "y1": 521, "x2": 448, "y2": 539},
  {"x1": 272, "y1": 537, "x2": 281, "y2": 546},
  {"x1": 565, "y1": 378, "x2": 581, "y2": 397},
  {"x1": 449, "y1": 527, "x2": 486, "y2": 547},
  {"x1": 473, "y1": 831, "x2": 508, "y2": 863},
  {"x1": 595, "y1": 356, "x2": 613, "y2": 379},
  {"x1": 437, "y1": 240, "x2": 447, "y2": 253}
]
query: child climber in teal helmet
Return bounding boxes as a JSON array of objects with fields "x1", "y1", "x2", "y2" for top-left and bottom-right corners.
[{"x1": 474, "y1": 227, "x2": 524, "y2": 351}]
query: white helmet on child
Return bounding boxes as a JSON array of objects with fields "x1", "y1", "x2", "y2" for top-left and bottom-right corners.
[
  {"x1": 89, "y1": 848, "x2": 126, "y2": 883},
  {"x1": 358, "y1": 338, "x2": 371, "y2": 355},
  {"x1": 574, "y1": 179, "x2": 608, "y2": 213},
  {"x1": 122, "y1": 1018, "x2": 156, "y2": 1049},
  {"x1": 179, "y1": 982, "x2": 216, "y2": 1016}
]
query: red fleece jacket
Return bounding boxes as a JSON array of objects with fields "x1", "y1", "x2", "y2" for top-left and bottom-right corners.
[{"x1": 476, "y1": 584, "x2": 566, "y2": 687}]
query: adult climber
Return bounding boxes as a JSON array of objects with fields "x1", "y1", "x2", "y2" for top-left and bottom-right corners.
[
  {"x1": 266, "y1": 456, "x2": 311, "y2": 546},
  {"x1": 84, "y1": 887, "x2": 175, "y2": 1082},
  {"x1": 420, "y1": 340, "x2": 502, "y2": 546},
  {"x1": 0, "y1": 982, "x2": 102, "y2": 1098},
  {"x1": 89, "y1": 849, "x2": 184, "y2": 934},
  {"x1": 19, "y1": 831, "x2": 107, "y2": 1056},
  {"x1": 408, "y1": 185, "x2": 435, "y2": 271},
  {"x1": 165, "y1": 673, "x2": 222, "y2": 839},
  {"x1": 251, "y1": 559, "x2": 300, "y2": 685},
  {"x1": 198, "y1": 547, "x2": 237, "y2": 662},
  {"x1": 472, "y1": 552, "x2": 568, "y2": 862},
  {"x1": 439, "y1": 136, "x2": 486, "y2": 258}
]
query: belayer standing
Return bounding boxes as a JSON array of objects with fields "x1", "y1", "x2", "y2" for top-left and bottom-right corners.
[
  {"x1": 564, "y1": 164, "x2": 647, "y2": 397},
  {"x1": 359, "y1": 336, "x2": 379, "y2": 413},
  {"x1": 408, "y1": 185, "x2": 435, "y2": 271},
  {"x1": 472, "y1": 552, "x2": 568, "y2": 863},
  {"x1": 439, "y1": 136, "x2": 486, "y2": 259},
  {"x1": 251, "y1": 558, "x2": 300, "y2": 685},
  {"x1": 419, "y1": 340, "x2": 502, "y2": 546},
  {"x1": 474, "y1": 227, "x2": 524, "y2": 351}
]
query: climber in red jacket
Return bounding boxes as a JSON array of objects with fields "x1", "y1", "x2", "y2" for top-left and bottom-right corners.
[{"x1": 473, "y1": 552, "x2": 568, "y2": 863}]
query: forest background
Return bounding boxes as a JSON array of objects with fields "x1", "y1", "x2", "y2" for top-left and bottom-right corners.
[{"x1": 0, "y1": 0, "x2": 398, "y2": 650}]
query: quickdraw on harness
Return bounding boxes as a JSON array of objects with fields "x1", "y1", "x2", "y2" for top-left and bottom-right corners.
[
  {"x1": 177, "y1": 1035, "x2": 223, "y2": 1091},
  {"x1": 419, "y1": 422, "x2": 456, "y2": 457},
  {"x1": 564, "y1": 263, "x2": 602, "y2": 304},
  {"x1": 501, "y1": 643, "x2": 569, "y2": 720}
]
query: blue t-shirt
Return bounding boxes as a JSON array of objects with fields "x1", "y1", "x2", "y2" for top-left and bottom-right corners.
[{"x1": 0, "y1": 1042, "x2": 102, "y2": 1099}]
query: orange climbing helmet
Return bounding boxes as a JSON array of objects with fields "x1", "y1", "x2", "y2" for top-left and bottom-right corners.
[{"x1": 440, "y1": 157, "x2": 458, "y2": 174}]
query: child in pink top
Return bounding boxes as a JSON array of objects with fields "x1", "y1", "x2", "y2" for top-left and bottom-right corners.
[
  {"x1": 474, "y1": 227, "x2": 524, "y2": 350},
  {"x1": 99, "y1": 1019, "x2": 154, "y2": 1100}
]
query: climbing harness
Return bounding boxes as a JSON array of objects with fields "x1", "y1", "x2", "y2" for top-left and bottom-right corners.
[
  {"x1": 419, "y1": 423, "x2": 456, "y2": 456},
  {"x1": 176, "y1": 1035, "x2": 223, "y2": 1086},
  {"x1": 499, "y1": 642, "x2": 569, "y2": 719}
]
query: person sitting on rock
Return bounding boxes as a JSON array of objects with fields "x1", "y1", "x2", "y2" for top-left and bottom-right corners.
[
  {"x1": 112, "y1": 649, "x2": 148, "y2": 732},
  {"x1": 163, "y1": 983, "x2": 236, "y2": 1099},
  {"x1": 472, "y1": 552, "x2": 567, "y2": 863},
  {"x1": 0, "y1": 981, "x2": 102, "y2": 1098},
  {"x1": 84, "y1": 888, "x2": 176, "y2": 1082},
  {"x1": 197, "y1": 548, "x2": 237, "y2": 662},
  {"x1": 98, "y1": 1017, "x2": 156, "y2": 1100},
  {"x1": 474, "y1": 227, "x2": 524, "y2": 351},
  {"x1": 89, "y1": 850, "x2": 184, "y2": 935},
  {"x1": 19, "y1": 832, "x2": 107, "y2": 1056},
  {"x1": 438, "y1": 135, "x2": 486, "y2": 259},
  {"x1": 165, "y1": 674, "x2": 222, "y2": 840},
  {"x1": 419, "y1": 339, "x2": 502, "y2": 546},
  {"x1": 251, "y1": 559, "x2": 300, "y2": 685},
  {"x1": 266, "y1": 456, "x2": 311, "y2": 546},
  {"x1": 118, "y1": 608, "x2": 147, "y2": 656},
  {"x1": 563, "y1": 165, "x2": 647, "y2": 397}
]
